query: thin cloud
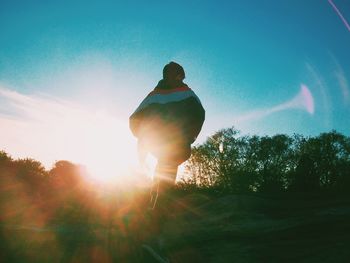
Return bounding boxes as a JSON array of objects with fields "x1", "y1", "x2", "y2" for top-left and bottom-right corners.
[{"x1": 0, "y1": 85, "x2": 137, "y2": 182}]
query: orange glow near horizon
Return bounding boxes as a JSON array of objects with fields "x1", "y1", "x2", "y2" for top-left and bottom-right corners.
[
  {"x1": 0, "y1": 86, "x2": 156, "y2": 183},
  {"x1": 70, "y1": 113, "x2": 138, "y2": 182}
]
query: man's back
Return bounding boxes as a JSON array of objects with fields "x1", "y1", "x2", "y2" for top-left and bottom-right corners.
[
  {"x1": 129, "y1": 82, "x2": 205, "y2": 153},
  {"x1": 129, "y1": 61, "x2": 205, "y2": 210}
]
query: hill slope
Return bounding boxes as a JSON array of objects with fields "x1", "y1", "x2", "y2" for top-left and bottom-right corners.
[
  {"x1": 158, "y1": 193, "x2": 350, "y2": 262},
  {"x1": 1, "y1": 191, "x2": 350, "y2": 262}
]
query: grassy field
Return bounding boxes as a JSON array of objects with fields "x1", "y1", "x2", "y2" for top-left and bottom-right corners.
[{"x1": 1, "y1": 187, "x2": 350, "y2": 262}]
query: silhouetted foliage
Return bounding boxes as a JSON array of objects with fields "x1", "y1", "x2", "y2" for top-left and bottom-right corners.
[
  {"x1": 49, "y1": 160, "x2": 83, "y2": 188},
  {"x1": 15, "y1": 158, "x2": 48, "y2": 193},
  {"x1": 183, "y1": 128, "x2": 350, "y2": 194},
  {"x1": 0, "y1": 151, "x2": 12, "y2": 162},
  {"x1": 0, "y1": 129, "x2": 350, "y2": 262},
  {"x1": 1, "y1": 128, "x2": 349, "y2": 198}
]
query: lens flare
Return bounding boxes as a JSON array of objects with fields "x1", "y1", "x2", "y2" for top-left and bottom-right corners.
[
  {"x1": 328, "y1": 0, "x2": 350, "y2": 32},
  {"x1": 0, "y1": 86, "x2": 138, "y2": 183},
  {"x1": 235, "y1": 84, "x2": 315, "y2": 124},
  {"x1": 303, "y1": 84, "x2": 314, "y2": 114}
]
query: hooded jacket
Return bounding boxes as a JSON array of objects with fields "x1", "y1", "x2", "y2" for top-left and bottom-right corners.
[{"x1": 129, "y1": 79, "x2": 205, "y2": 151}]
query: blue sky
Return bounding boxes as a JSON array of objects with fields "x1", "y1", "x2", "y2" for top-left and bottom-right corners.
[{"x1": 0, "y1": 0, "x2": 350, "y2": 174}]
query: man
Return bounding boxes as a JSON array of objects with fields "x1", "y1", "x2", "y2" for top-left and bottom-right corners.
[{"x1": 130, "y1": 61, "x2": 205, "y2": 209}]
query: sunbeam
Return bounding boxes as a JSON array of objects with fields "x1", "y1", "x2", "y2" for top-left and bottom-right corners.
[{"x1": 0, "y1": 85, "x2": 138, "y2": 183}]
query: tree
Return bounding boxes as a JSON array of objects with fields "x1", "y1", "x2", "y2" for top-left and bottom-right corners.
[
  {"x1": 255, "y1": 134, "x2": 293, "y2": 193},
  {"x1": 184, "y1": 127, "x2": 242, "y2": 191},
  {"x1": 0, "y1": 151, "x2": 12, "y2": 163},
  {"x1": 184, "y1": 128, "x2": 350, "y2": 195},
  {"x1": 49, "y1": 160, "x2": 82, "y2": 188},
  {"x1": 14, "y1": 158, "x2": 48, "y2": 195}
]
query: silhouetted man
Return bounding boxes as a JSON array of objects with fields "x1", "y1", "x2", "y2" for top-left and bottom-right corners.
[{"x1": 129, "y1": 62, "x2": 205, "y2": 209}]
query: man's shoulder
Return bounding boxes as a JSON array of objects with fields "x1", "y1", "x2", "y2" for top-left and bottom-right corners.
[
  {"x1": 148, "y1": 86, "x2": 191, "y2": 96},
  {"x1": 133, "y1": 85, "x2": 203, "y2": 115}
]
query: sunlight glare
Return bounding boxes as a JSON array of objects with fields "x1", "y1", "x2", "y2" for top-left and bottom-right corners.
[
  {"x1": 73, "y1": 111, "x2": 138, "y2": 183},
  {"x1": 0, "y1": 86, "x2": 143, "y2": 183}
]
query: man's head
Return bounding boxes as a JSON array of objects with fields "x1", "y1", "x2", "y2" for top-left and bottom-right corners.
[{"x1": 163, "y1": 62, "x2": 185, "y2": 81}]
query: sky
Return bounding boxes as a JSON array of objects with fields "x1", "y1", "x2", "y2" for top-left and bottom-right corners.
[{"x1": 1, "y1": 0, "x2": 350, "y2": 180}]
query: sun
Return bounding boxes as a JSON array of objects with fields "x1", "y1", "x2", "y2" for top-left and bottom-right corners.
[
  {"x1": 0, "y1": 85, "x2": 156, "y2": 184},
  {"x1": 67, "y1": 111, "x2": 140, "y2": 183}
]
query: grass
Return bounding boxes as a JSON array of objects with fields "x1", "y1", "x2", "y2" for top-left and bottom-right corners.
[{"x1": 1, "y1": 184, "x2": 350, "y2": 262}]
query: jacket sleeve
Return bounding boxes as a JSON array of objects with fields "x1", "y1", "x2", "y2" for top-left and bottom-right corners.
[
  {"x1": 129, "y1": 110, "x2": 142, "y2": 138},
  {"x1": 191, "y1": 101, "x2": 205, "y2": 142},
  {"x1": 184, "y1": 98, "x2": 205, "y2": 144},
  {"x1": 129, "y1": 94, "x2": 150, "y2": 138}
]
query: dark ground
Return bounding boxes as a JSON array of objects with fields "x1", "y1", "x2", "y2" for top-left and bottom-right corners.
[{"x1": 1, "y1": 190, "x2": 350, "y2": 263}]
